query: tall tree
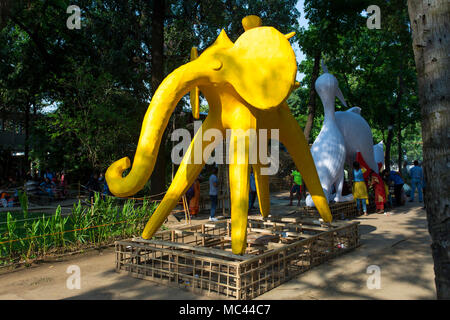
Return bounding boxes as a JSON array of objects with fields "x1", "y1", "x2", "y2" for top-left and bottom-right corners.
[
  {"x1": 295, "y1": 0, "x2": 370, "y2": 143},
  {"x1": 150, "y1": 0, "x2": 167, "y2": 197},
  {"x1": 0, "y1": 0, "x2": 301, "y2": 188},
  {"x1": 292, "y1": 0, "x2": 421, "y2": 168},
  {"x1": 303, "y1": 50, "x2": 321, "y2": 142},
  {"x1": 408, "y1": 0, "x2": 450, "y2": 299}
]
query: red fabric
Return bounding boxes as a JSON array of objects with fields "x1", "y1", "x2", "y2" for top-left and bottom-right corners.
[
  {"x1": 356, "y1": 152, "x2": 386, "y2": 209},
  {"x1": 375, "y1": 162, "x2": 385, "y2": 209},
  {"x1": 356, "y1": 152, "x2": 371, "y2": 181},
  {"x1": 371, "y1": 174, "x2": 386, "y2": 210}
]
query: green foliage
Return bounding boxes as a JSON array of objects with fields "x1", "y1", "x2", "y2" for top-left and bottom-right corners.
[
  {"x1": 1, "y1": 0, "x2": 422, "y2": 181},
  {"x1": 389, "y1": 122, "x2": 423, "y2": 163},
  {"x1": 0, "y1": 196, "x2": 157, "y2": 265},
  {"x1": 289, "y1": 0, "x2": 422, "y2": 160},
  {"x1": 18, "y1": 191, "x2": 28, "y2": 218},
  {"x1": 0, "y1": 0, "x2": 301, "y2": 186}
]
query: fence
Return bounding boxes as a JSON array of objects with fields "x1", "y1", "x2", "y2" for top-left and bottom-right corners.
[{"x1": 115, "y1": 215, "x2": 359, "y2": 299}]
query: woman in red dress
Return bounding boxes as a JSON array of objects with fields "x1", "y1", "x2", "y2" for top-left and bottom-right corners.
[{"x1": 369, "y1": 171, "x2": 386, "y2": 213}]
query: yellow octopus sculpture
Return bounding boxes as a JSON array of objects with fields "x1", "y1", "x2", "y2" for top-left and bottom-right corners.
[{"x1": 106, "y1": 16, "x2": 332, "y2": 255}]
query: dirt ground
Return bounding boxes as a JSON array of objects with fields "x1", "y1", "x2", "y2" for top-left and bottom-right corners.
[{"x1": 0, "y1": 193, "x2": 436, "y2": 300}]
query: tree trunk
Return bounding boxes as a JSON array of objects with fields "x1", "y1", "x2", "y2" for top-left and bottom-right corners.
[
  {"x1": 24, "y1": 101, "x2": 30, "y2": 175},
  {"x1": 408, "y1": 0, "x2": 450, "y2": 299},
  {"x1": 385, "y1": 126, "x2": 394, "y2": 172},
  {"x1": 303, "y1": 50, "x2": 321, "y2": 143},
  {"x1": 0, "y1": 0, "x2": 11, "y2": 29},
  {"x1": 150, "y1": 0, "x2": 166, "y2": 197},
  {"x1": 385, "y1": 69, "x2": 404, "y2": 171},
  {"x1": 396, "y1": 61, "x2": 405, "y2": 172},
  {"x1": 397, "y1": 109, "x2": 403, "y2": 171}
]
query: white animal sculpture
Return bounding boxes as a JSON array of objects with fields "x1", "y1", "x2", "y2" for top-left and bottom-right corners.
[
  {"x1": 373, "y1": 141, "x2": 385, "y2": 169},
  {"x1": 305, "y1": 63, "x2": 347, "y2": 207},
  {"x1": 335, "y1": 107, "x2": 379, "y2": 174}
]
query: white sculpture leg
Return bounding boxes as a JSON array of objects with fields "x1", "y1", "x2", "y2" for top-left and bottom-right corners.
[
  {"x1": 333, "y1": 171, "x2": 345, "y2": 202},
  {"x1": 306, "y1": 187, "x2": 331, "y2": 207}
]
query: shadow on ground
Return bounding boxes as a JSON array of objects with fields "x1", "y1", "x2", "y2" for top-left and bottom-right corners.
[
  {"x1": 64, "y1": 201, "x2": 435, "y2": 300},
  {"x1": 65, "y1": 269, "x2": 215, "y2": 300},
  {"x1": 255, "y1": 202, "x2": 435, "y2": 300}
]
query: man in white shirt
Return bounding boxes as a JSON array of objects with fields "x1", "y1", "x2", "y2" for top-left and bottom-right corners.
[{"x1": 209, "y1": 167, "x2": 219, "y2": 221}]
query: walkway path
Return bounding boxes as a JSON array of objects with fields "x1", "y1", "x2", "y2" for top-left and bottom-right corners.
[
  {"x1": 257, "y1": 202, "x2": 435, "y2": 299},
  {"x1": 0, "y1": 197, "x2": 435, "y2": 300}
]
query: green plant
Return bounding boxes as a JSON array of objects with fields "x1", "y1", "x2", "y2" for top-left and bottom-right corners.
[
  {"x1": 6, "y1": 212, "x2": 17, "y2": 257},
  {"x1": 0, "y1": 195, "x2": 157, "y2": 265},
  {"x1": 18, "y1": 191, "x2": 28, "y2": 219}
]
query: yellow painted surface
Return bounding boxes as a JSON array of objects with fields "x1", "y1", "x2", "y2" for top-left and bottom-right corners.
[
  {"x1": 106, "y1": 16, "x2": 332, "y2": 255},
  {"x1": 190, "y1": 47, "x2": 200, "y2": 119}
]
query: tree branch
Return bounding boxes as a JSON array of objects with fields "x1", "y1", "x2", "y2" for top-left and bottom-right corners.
[{"x1": 9, "y1": 15, "x2": 56, "y2": 72}]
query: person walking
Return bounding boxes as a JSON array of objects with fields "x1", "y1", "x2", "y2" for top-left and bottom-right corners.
[
  {"x1": 409, "y1": 160, "x2": 424, "y2": 202},
  {"x1": 289, "y1": 169, "x2": 303, "y2": 206},
  {"x1": 387, "y1": 170, "x2": 405, "y2": 206},
  {"x1": 249, "y1": 169, "x2": 257, "y2": 211},
  {"x1": 60, "y1": 171, "x2": 68, "y2": 198},
  {"x1": 352, "y1": 161, "x2": 369, "y2": 216},
  {"x1": 188, "y1": 178, "x2": 200, "y2": 216},
  {"x1": 209, "y1": 167, "x2": 219, "y2": 222}
]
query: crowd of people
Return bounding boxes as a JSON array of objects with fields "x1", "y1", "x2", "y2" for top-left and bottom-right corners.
[
  {"x1": 181, "y1": 159, "x2": 425, "y2": 221},
  {"x1": 0, "y1": 169, "x2": 69, "y2": 207},
  {"x1": 285, "y1": 158, "x2": 425, "y2": 217},
  {"x1": 37, "y1": 169, "x2": 69, "y2": 200},
  {"x1": 4, "y1": 160, "x2": 420, "y2": 215},
  {"x1": 380, "y1": 161, "x2": 424, "y2": 208},
  {"x1": 10, "y1": 159, "x2": 416, "y2": 217},
  {"x1": 85, "y1": 172, "x2": 110, "y2": 203},
  {"x1": 0, "y1": 168, "x2": 115, "y2": 208},
  {"x1": 351, "y1": 159, "x2": 425, "y2": 216},
  {"x1": 0, "y1": 176, "x2": 19, "y2": 208}
]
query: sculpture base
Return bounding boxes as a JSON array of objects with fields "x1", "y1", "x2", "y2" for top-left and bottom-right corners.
[
  {"x1": 303, "y1": 199, "x2": 377, "y2": 220},
  {"x1": 115, "y1": 216, "x2": 359, "y2": 300}
]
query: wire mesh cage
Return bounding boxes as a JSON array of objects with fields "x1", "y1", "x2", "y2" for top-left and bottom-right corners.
[{"x1": 115, "y1": 216, "x2": 359, "y2": 299}]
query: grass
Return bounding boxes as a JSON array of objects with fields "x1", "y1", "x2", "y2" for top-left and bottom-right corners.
[{"x1": 0, "y1": 193, "x2": 157, "y2": 266}]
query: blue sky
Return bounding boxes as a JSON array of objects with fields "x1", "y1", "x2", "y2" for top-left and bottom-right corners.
[{"x1": 294, "y1": 0, "x2": 309, "y2": 81}]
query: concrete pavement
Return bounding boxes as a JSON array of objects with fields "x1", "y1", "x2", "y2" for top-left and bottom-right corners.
[{"x1": 0, "y1": 196, "x2": 435, "y2": 300}]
